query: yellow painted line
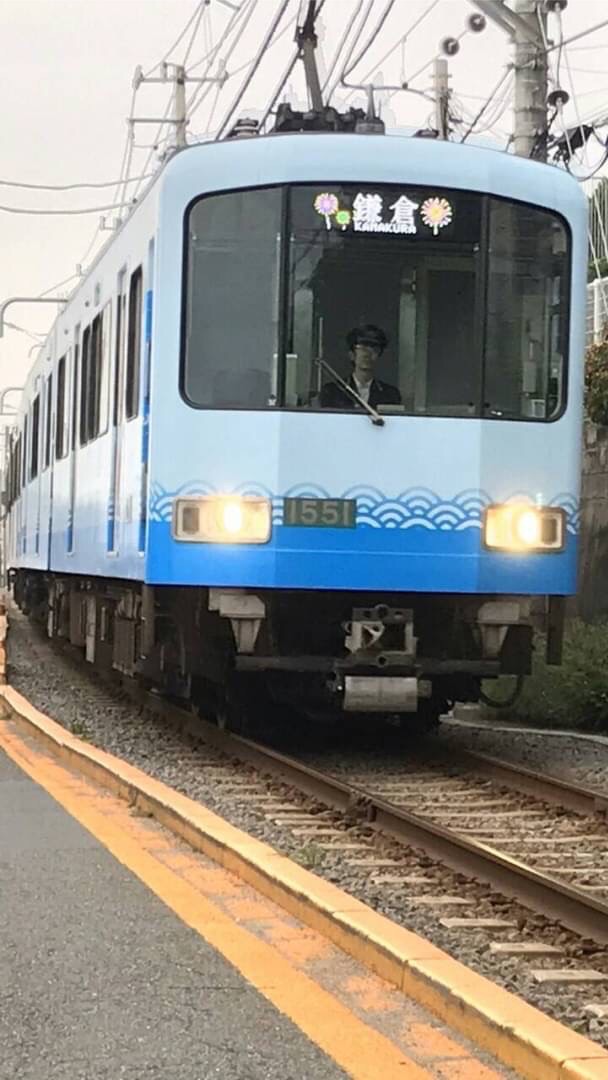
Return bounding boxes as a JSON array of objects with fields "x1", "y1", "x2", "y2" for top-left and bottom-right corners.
[
  {"x1": 3, "y1": 683, "x2": 608, "y2": 1079},
  {"x1": 0, "y1": 719, "x2": 433, "y2": 1080}
]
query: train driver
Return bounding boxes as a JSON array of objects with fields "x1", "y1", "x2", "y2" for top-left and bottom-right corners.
[{"x1": 320, "y1": 325, "x2": 401, "y2": 409}]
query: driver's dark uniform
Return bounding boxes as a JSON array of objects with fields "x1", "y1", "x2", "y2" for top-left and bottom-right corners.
[{"x1": 320, "y1": 376, "x2": 401, "y2": 409}]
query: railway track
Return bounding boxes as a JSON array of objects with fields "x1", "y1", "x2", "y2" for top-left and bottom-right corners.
[
  {"x1": 11, "y1": 610, "x2": 608, "y2": 1047},
  {"x1": 10, "y1": 614, "x2": 608, "y2": 946},
  {"x1": 147, "y1": 702, "x2": 608, "y2": 944}
]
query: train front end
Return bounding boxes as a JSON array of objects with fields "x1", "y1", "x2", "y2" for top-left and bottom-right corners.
[{"x1": 147, "y1": 134, "x2": 586, "y2": 723}]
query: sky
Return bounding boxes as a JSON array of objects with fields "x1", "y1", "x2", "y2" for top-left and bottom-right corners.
[{"x1": 2, "y1": 0, "x2": 608, "y2": 412}]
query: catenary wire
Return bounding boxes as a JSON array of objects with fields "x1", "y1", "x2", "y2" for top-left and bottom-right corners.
[
  {"x1": 339, "y1": 0, "x2": 439, "y2": 103},
  {"x1": 459, "y1": 66, "x2": 513, "y2": 144},
  {"x1": 188, "y1": 0, "x2": 254, "y2": 72},
  {"x1": 322, "y1": 0, "x2": 366, "y2": 96},
  {"x1": 186, "y1": 0, "x2": 258, "y2": 126},
  {"x1": 142, "y1": 1, "x2": 206, "y2": 77},
  {"x1": 215, "y1": 0, "x2": 291, "y2": 139},
  {"x1": 341, "y1": 0, "x2": 397, "y2": 83},
  {"x1": 0, "y1": 198, "x2": 137, "y2": 215},
  {"x1": 0, "y1": 173, "x2": 154, "y2": 192}
]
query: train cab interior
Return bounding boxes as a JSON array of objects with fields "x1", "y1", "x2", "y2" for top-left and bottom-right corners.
[{"x1": 183, "y1": 184, "x2": 568, "y2": 423}]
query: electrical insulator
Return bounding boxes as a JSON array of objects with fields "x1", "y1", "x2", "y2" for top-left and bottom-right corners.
[
  {"x1": 440, "y1": 36, "x2": 460, "y2": 57},
  {"x1": 544, "y1": 0, "x2": 567, "y2": 11},
  {"x1": 467, "y1": 13, "x2": 486, "y2": 32},
  {"x1": 548, "y1": 88, "x2": 570, "y2": 108}
]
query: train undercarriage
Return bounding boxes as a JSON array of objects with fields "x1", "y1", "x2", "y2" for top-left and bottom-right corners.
[{"x1": 11, "y1": 569, "x2": 565, "y2": 730}]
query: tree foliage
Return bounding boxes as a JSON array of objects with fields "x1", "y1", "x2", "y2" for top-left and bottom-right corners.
[
  {"x1": 585, "y1": 335, "x2": 608, "y2": 425},
  {"x1": 486, "y1": 620, "x2": 608, "y2": 730}
]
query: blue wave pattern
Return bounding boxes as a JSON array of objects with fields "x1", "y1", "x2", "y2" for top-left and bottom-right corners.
[{"x1": 149, "y1": 482, "x2": 580, "y2": 535}]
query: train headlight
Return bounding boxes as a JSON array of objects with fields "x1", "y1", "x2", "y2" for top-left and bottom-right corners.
[
  {"x1": 173, "y1": 496, "x2": 272, "y2": 544},
  {"x1": 483, "y1": 504, "x2": 565, "y2": 552}
]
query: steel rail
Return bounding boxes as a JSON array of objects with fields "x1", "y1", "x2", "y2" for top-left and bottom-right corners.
[
  {"x1": 70, "y1": 666, "x2": 608, "y2": 946},
  {"x1": 455, "y1": 748, "x2": 608, "y2": 817},
  {"x1": 148, "y1": 704, "x2": 608, "y2": 944}
]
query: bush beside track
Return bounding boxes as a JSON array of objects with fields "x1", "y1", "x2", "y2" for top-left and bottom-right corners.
[
  {"x1": 585, "y1": 337, "x2": 608, "y2": 425},
  {"x1": 484, "y1": 619, "x2": 608, "y2": 730}
]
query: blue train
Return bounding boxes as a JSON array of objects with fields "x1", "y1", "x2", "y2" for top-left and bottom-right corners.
[{"x1": 3, "y1": 129, "x2": 586, "y2": 727}]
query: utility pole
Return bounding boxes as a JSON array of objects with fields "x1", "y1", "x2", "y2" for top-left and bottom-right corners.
[
  {"x1": 470, "y1": 1, "x2": 549, "y2": 158},
  {"x1": 432, "y1": 58, "x2": 450, "y2": 139},
  {"x1": 132, "y1": 61, "x2": 225, "y2": 151},
  {"x1": 513, "y1": 0, "x2": 548, "y2": 159}
]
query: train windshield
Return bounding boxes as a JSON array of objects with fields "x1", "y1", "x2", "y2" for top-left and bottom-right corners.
[{"x1": 183, "y1": 183, "x2": 569, "y2": 421}]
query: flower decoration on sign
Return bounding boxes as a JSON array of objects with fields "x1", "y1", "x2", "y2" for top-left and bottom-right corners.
[
  {"x1": 420, "y1": 196, "x2": 453, "y2": 236},
  {"x1": 335, "y1": 208, "x2": 352, "y2": 229},
  {"x1": 314, "y1": 192, "x2": 340, "y2": 230}
]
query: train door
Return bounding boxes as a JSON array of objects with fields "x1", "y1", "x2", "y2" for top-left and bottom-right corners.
[
  {"x1": 108, "y1": 271, "x2": 127, "y2": 554},
  {"x1": 43, "y1": 373, "x2": 53, "y2": 565},
  {"x1": 405, "y1": 255, "x2": 478, "y2": 415}
]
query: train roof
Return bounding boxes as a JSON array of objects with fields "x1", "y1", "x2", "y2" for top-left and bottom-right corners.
[{"x1": 157, "y1": 130, "x2": 587, "y2": 219}]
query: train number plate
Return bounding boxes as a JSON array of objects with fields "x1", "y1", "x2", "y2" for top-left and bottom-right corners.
[{"x1": 283, "y1": 497, "x2": 356, "y2": 528}]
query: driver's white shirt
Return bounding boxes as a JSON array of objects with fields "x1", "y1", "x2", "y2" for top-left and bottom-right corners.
[{"x1": 353, "y1": 376, "x2": 373, "y2": 404}]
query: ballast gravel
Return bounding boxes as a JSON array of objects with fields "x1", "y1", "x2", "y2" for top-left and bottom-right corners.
[
  {"x1": 440, "y1": 710, "x2": 608, "y2": 793},
  {"x1": 6, "y1": 612, "x2": 608, "y2": 1048}
]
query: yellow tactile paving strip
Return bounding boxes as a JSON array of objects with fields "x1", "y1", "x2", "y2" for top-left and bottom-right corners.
[
  {"x1": 3, "y1": 682, "x2": 608, "y2": 1079},
  {"x1": 0, "y1": 717, "x2": 508, "y2": 1080}
]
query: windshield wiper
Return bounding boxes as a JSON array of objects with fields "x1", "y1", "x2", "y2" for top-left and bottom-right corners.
[{"x1": 315, "y1": 359, "x2": 385, "y2": 427}]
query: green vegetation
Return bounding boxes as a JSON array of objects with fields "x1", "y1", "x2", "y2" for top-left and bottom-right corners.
[
  {"x1": 70, "y1": 718, "x2": 91, "y2": 740},
  {"x1": 585, "y1": 337, "x2": 608, "y2": 425},
  {"x1": 486, "y1": 619, "x2": 608, "y2": 730},
  {"x1": 292, "y1": 842, "x2": 326, "y2": 870}
]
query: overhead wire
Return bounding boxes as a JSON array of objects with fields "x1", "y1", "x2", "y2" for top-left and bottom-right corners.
[
  {"x1": 340, "y1": 0, "x2": 397, "y2": 84},
  {"x1": 326, "y1": 0, "x2": 374, "y2": 99},
  {"x1": 0, "y1": 173, "x2": 154, "y2": 191},
  {"x1": 324, "y1": 0, "x2": 373, "y2": 104},
  {"x1": 115, "y1": 85, "x2": 139, "y2": 212},
  {"x1": 181, "y1": 0, "x2": 208, "y2": 68},
  {"x1": 188, "y1": 0, "x2": 252, "y2": 72},
  {"x1": 39, "y1": 273, "x2": 79, "y2": 298},
  {"x1": 0, "y1": 199, "x2": 136, "y2": 215},
  {"x1": 142, "y1": 1, "x2": 206, "y2": 77},
  {"x1": 551, "y1": 8, "x2": 607, "y2": 181},
  {"x1": 321, "y1": 0, "x2": 366, "y2": 97},
  {"x1": 186, "y1": 0, "x2": 258, "y2": 130},
  {"x1": 338, "y1": 0, "x2": 439, "y2": 104},
  {"x1": 3, "y1": 323, "x2": 47, "y2": 342},
  {"x1": 215, "y1": 0, "x2": 291, "y2": 140},
  {"x1": 459, "y1": 67, "x2": 513, "y2": 144}
]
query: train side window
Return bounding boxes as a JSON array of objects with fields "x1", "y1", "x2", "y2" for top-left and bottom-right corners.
[
  {"x1": 44, "y1": 375, "x2": 52, "y2": 470},
  {"x1": 98, "y1": 301, "x2": 112, "y2": 436},
  {"x1": 88, "y1": 315, "x2": 100, "y2": 441},
  {"x1": 80, "y1": 326, "x2": 90, "y2": 446},
  {"x1": 22, "y1": 417, "x2": 28, "y2": 487},
  {"x1": 113, "y1": 278, "x2": 127, "y2": 426},
  {"x1": 484, "y1": 200, "x2": 568, "y2": 420},
  {"x1": 17, "y1": 435, "x2": 22, "y2": 495},
  {"x1": 126, "y1": 266, "x2": 142, "y2": 420},
  {"x1": 30, "y1": 396, "x2": 40, "y2": 480},
  {"x1": 6, "y1": 441, "x2": 12, "y2": 508},
  {"x1": 72, "y1": 335, "x2": 80, "y2": 452},
  {"x1": 56, "y1": 355, "x2": 67, "y2": 459},
  {"x1": 183, "y1": 190, "x2": 281, "y2": 408}
]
